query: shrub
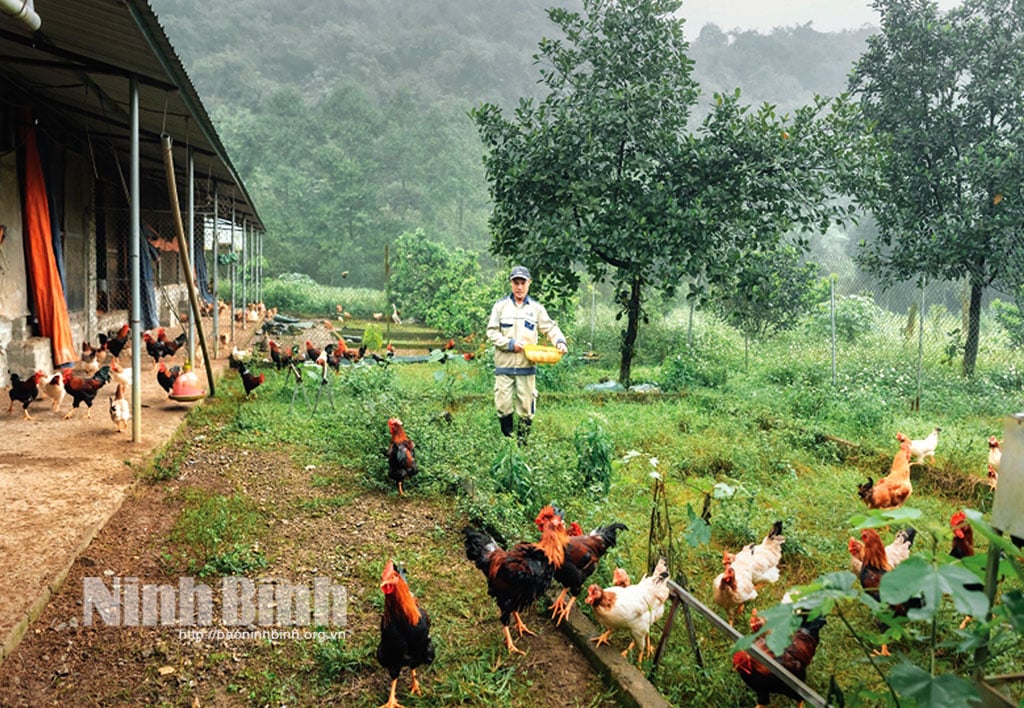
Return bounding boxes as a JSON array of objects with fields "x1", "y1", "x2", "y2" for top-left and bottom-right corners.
[
  {"x1": 573, "y1": 418, "x2": 613, "y2": 496},
  {"x1": 990, "y1": 298, "x2": 1024, "y2": 348},
  {"x1": 802, "y1": 292, "x2": 881, "y2": 343}
]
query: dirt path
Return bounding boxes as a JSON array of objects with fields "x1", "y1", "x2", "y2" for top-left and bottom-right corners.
[
  {"x1": 0, "y1": 326, "x2": 248, "y2": 665},
  {"x1": 0, "y1": 330, "x2": 619, "y2": 706}
]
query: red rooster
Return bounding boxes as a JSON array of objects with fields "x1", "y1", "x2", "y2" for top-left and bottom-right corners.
[
  {"x1": 732, "y1": 604, "x2": 827, "y2": 707},
  {"x1": 156, "y1": 362, "x2": 182, "y2": 394},
  {"x1": 304, "y1": 339, "x2": 321, "y2": 362},
  {"x1": 858, "y1": 527, "x2": 922, "y2": 656},
  {"x1": 156, "y1": 328, "x2": 186, "y2": 358},
  {"x1": 377, "y1": 559, "x2": 435, "y2": 708},
  {"x1": 239, "y1": 363, "x2": 264, "y2": 399},
  {"x1": 533, "y1": 510, "x2": 627, "y2": 625},
  {"x1": 61, "y1": 366, "x2": 112, "y2": 419},
  {"x1": 7, "y1": 370, "x2": 45, "y2": 420},
  {"x1": 386, "y1": 418, "x2": 418, "y2": 496},
  {"x1": 267, "y1": 339, "x2": 295, "y2": 370},
  {"x1": 462, "y1": 506, "x2": 567, "y2": 654},
  {"x1": 99, "y1": 323, "x2": 130, "y2": 361},
  {"x1": 950, "y1": 511, "x2": 983, "y2": 628},
  {"x1": 142, "y1": 331, "x2": 166, "y2": 366}
]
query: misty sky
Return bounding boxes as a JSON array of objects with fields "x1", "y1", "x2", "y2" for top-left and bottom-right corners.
[{"x1": 678, "y1": 0, "x2": 963, "y2": 35}]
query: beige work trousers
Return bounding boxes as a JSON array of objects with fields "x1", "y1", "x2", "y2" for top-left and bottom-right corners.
[{"x1": 494, "y1": 374, "x2": 536, "y2": 419}]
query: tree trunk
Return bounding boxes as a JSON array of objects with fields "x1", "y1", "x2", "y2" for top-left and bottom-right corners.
[
  {"x1": 962, "y1": 277, "x2": 983, "y2": 378},
  {"x1": 618, "y1": 275, "x2": 642, "y2": 386}
]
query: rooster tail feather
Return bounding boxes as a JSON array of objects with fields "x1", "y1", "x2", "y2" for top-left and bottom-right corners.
[
  {"x1": 768, "y1": 520, "x2": 783, "y2": 539},
  {"x1": 896, "y1": 527, "x2": 917, "y2": 547},
  {"x1": 462, "y1": 527, "x2": 499, "y2": 572},
  {"x1": 858, "y1": 477, "x2": 874, "y2": 502},
  {"x1": 597, "y1": 522, "x2": 628, "y2": 548}
]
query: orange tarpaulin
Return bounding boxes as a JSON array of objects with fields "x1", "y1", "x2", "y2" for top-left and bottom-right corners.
[{"x1": 21, "y1": 113, "x2": 76, "y2": 367}]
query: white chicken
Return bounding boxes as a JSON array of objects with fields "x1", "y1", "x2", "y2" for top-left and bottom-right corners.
[
  {"x1": 908, "y1": 427, "x2": 941, "y2": 464},
  {"x1": 110, "y1": 359, "x2": 132, "y2": 389},
  {"x1": 987, "y1": 436, "x2": 1001, "y2": 488},
  {"x1": 41, "y1": 371, "x2": 65, "y2": 413},
  {"x1": 848, "y1": 527, "x2": 916, "y2": 575},
  {"x1": 585, "y1": 557, "x2": 671, "y2": 666},
  {"x1": 713, "y1": 521, "x2": 785, "y2": 624},
  {"x1": 108, "y1": 382, "x2": 130, "y2": 433}
]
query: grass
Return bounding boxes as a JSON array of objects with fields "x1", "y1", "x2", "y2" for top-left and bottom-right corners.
[{"x1": 149, "y1": 304, "x2": 1024, "y2": 706}]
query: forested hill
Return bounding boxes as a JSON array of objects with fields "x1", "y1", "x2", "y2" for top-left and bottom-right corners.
[{"x1": 150, "y1": 0, "x2": 876, "y2": 287}]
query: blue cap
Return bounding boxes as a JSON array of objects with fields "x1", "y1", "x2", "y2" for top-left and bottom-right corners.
[{"x1": 509, "y1": 265, "x2": 531, "y2": 281}]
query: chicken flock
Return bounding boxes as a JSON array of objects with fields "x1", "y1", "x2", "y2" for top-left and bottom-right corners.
[{"x1": 5, "y1": 314, "x2": 1010, "y2": 707}]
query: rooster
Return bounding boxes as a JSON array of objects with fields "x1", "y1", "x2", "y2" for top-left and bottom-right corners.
[
  {"x1": 532, "y1": 508, "x2": 627, "y2": 625},
  {"x1": 42, "y1": 372, "x2": 66, "y2": 413},
  {"x1": 235, "y1": 361, "x2": 264, "y2": 399},
  {"x1": 156, "y1": 362, "x2": 182, "y2": 394},
  {"x1": 462, "y1": 506, "x2": 567, "y2": 655},
  {"x1": 732, "y1": 602, "x2": 827, "y2": 708},
  {"x1": 848, "y1": 527, "x2": 916, "y2": 575},
  {"x1": 387, "y1": 418, "x2": 418, "y2": 497},
  {"x1": 949, "y1": 511, "x2": 983, "y2": 628},
  {"x1": 62, "y1": 366, "x2": 112, "y2": 419},
  {"x1": 858, "y1": 527, "x2": 922, "y2": 656},
  {"x1": 858, "y1": 432, "x2": 913, "y2": 510},
  {"x1": 585, "y1": 557, "x2": 671, "y2": 666},
  {"x1": 156, "y1": 328, "x2": 186, "y2": 358},
  {"x1": 304, "y1": 339, "x2": 321, "y2": 363},
  {"x1": 908, "y1": 426, "x2": 941, "y2": 464},
  {"x1": 377, "y1": 560, "x2": 435, "y2": 708},
  {"x1": 7, "y1": 370, "x2": 45, "y2": 420},
  {"x1": 99, "y1": 323, "x2": 130, "y2": 361},
  {"x1": 267, "y1": 338, "x2": 295, "y2": 370},
  {"x1": 142, "y1": 331, "x2": 166, "y2": 366},
  {"x1": 987, "y1": 436, "x2": 1001, "y2": 489},
  {"x1": 108, "y1": 382, "x2": 130, "y2": 433}
]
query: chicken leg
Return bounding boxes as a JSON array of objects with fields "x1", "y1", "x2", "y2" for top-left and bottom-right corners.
[
  {"x1": 502, "y1": 625, "x2": 526, "y2": 656},
  {"x1": 511, "y1": 610, "x2": 536, "y2": 638},
  {"x1": 378, "y1": 677, "x2": 404, "y2": 708},
  {"x1": 408, "y1": 668, "x2": 422, "y2": 696},
  {"x1": 548, "y1": 587, "x2": 570, "y2": 618},
  {"x1": 590, "y1": 629, "x2": 614, "y2": 648},
  {"x1": 397, "y1": 481, "x2": 405, "y2": 497}
]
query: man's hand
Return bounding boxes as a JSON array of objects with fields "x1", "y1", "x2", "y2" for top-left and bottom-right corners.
[{"x1": 556, "y1": 342, "x2": 568, "y2": 354}]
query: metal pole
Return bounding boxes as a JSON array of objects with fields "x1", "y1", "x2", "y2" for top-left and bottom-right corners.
[
  {"x1": 129, "y1": 75, "x2": 141, "y2": 442},
  {"x1": 212, "y1": 188, "x2": 220, "y2": 358},
  {"x1": 230, "y1": 198, "x2": 236, "y2": 343},
  {"x1": 187, "y1": 146, "x2": 196, "y2": 364},
  {"x1": 830, "y1": 274, "x2": 837, "y2": 386},
  {"x1": 916, "y1": 277, "x2": 926, "y2": 411},
  {"x1": 240, "y1": 217, "x2": 247, "y2": 322}
]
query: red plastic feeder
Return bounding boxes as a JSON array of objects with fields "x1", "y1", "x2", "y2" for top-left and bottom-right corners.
[{"x1": 169, "y1": 366, "x2": 207, "y2": 403}]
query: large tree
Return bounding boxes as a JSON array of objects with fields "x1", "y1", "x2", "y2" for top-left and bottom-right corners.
[
  {"x1": 850, "y1": 0, "x2": 1024, "y2": 376},
  {"x1": 473, "y1": 0, "x2": 859, "y2": 384}
]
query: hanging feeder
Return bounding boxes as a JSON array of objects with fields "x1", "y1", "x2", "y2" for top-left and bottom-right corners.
[{"x1": 168, "y1": 362, "x2": 207, "y2": 403}]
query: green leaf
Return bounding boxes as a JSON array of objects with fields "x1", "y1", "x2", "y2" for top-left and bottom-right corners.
[
  {"x1": 880, "y1": 556, "x2": 989, "y2": 621},
  {"x1": 888, "y1": 662, "x2": 980, "y2": 707},
  {"x1": 682, "y1": 503, "x2": 711, "y2": 547},
  {"x1": 849, "y1": 507, "x2": 923, "y2": 530}
]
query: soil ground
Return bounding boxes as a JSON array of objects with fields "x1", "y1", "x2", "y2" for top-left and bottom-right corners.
[{"x1": 0, "y1": 324, "x2": 618, "y2": 706}]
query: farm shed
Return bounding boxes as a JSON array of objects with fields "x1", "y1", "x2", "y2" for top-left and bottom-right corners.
[{"x1": 0, "y1": 0, "x2": 262, "y2": 385}]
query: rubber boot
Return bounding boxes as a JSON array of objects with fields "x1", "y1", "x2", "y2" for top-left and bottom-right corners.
[
  {"x1": 516, "y1": 418, "x2": 532, "y2": 447},
  {"x1": 499, "y1": 414, "x2": 514, "y2": 438}
]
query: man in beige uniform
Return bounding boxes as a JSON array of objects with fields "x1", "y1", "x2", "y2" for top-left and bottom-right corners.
[{"x1": 486, "y1": 265, "x2": 568, "y2": 445}]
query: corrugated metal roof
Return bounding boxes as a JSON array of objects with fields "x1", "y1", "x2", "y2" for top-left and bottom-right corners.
[{"x1": 0, "y1": 0, "x2": 262, "y2": 229}]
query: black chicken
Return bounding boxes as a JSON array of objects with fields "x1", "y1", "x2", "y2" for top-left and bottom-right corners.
[
  {"x1": 377, "y1": 559, "x2": 435, "y2": 708},
  {"x1": 386, "y1": 418, "x2": 417, "y2": 496},
  {"x1": 463, "y1": 506, "x2": 566, "y2": 654},
  {"x1": 7, "y1": 370, "x2": 45, "y2": 420}
]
